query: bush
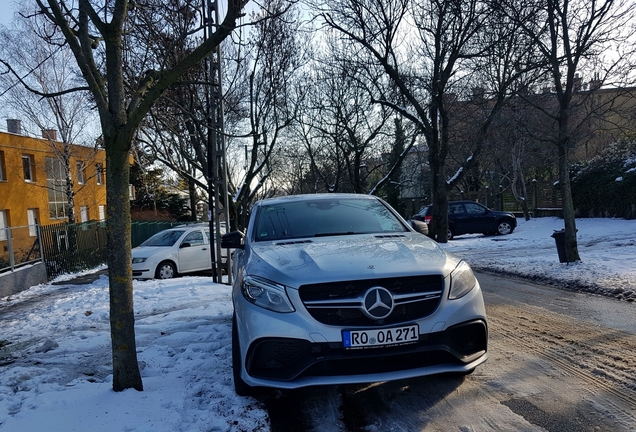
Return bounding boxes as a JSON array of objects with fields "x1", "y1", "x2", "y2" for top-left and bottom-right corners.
[{"x1": 571, "y1": 141, "x2": 636, "y2": 219}]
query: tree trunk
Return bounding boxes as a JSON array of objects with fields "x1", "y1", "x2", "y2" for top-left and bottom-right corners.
[
  {"x1": 106, "y1": 135, "x2": 143, "y2": 392},
  {"x1": 557, "y1": 140, "x2": 581, "y2": 262},
  {"x1": 428, "y1": 134, "x2": 449, "y2": 243},
  {"x1": 188, "y1": 178, "x2": 197, "y2": 221}
]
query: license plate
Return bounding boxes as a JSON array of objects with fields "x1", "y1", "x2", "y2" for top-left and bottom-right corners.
[{"x1": 343, "y1": 324, "x2": 419, "y2": 349}]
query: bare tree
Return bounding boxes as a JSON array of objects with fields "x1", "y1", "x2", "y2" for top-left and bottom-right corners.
[
  {"x1": 0, "y1": 0, "x2": 249, "y2": 391},
  {"x1": 0, "y1": 10, "x2": 100, "y2": 224},
  {"x1": 295, "y1": 49, "x2": 398, "y2": 194},
  {"x1": 315, "y1": 0, "x2": 532, "y2": 241},
  {"x1": 508, "y1": 0, "x2": 636, "y2": 261},
  {"x1": 224, "y1": 0, "x2": 306, "y2": 229}
]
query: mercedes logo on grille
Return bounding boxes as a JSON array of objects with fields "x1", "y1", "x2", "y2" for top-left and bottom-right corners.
[{"x1": 362, "y1": 287, "x2": 394, "y2": 320}]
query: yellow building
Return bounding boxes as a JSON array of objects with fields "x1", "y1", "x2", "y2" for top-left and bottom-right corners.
[{"x1": 0, "y1": 120, "x2": 107, "y2": 233}]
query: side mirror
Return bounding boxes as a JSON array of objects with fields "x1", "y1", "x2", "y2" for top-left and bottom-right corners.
[
  {"x1": 409, "y1": 219, "x2": 429, "y2": 236},
  {"x1": 221, "y1": 231, "x2": 245, "y2": 249},
  {"x1": 180, "y1": 242, "x2": 191, "y2": 248}
]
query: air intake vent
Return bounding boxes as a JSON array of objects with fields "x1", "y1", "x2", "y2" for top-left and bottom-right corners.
[
  {"x1": 275, "y1": 239, "x2": 313, "y2": 246},
  {"x1": 374, "y1": 234, "x2": 406, "y2": 239}
]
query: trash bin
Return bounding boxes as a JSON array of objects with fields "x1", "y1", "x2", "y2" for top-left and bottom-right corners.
[{"x1": 551, "y1": 229, "x2": 568, "y2": 263}]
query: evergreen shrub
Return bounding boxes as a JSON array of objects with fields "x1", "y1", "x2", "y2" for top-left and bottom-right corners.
[{"x1": 571, "y1": 141, "x2": 636, "y2": 219}]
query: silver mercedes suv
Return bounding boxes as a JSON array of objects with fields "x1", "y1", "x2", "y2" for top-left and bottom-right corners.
[{"x1": 222, "y1": 194, "x2": 488, "y2": 396}]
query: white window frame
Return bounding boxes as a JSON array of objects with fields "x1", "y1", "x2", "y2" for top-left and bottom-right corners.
[
  {"x1": 77, "y1": 162, "x2": 85, "y2": 185},
  {"x1": 22, "y1": 155, "x2": 34, "y2": 182},
  {"x1": 98, "y1": 205, "x2": 105, "y2": 221},
  {"x1": 0, "y1": 151, "x2": 6, "y2": 181},
  {"x1": 96, "y1": 163, "x2": 103, "y2": 185},
  {"x1": 0, "y1": 210, "x2": 7, "y2": 241},
  {"x1": 46, "y1": 157, "x2": 68, "y2": 220},
  {"x1": 80, "y1": 206, "x2": 89, "y2": 223},
  {"x1": 27, "y1": 209, "x2": 38, "y2": 237}
]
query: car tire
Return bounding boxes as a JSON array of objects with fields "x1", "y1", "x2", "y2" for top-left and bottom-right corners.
[
  {"x1": 447, "y1": 227, "x2": 454, "y2": 240},
  {"x1": 232, "y1": 314, "x2": 254, "y2": 397},
  {"x1": 155, "y1": 261, "x2": 177, "y2": 279},
  {"x1": 497, "y1": 220, "x2": 514, "y2": 235}
]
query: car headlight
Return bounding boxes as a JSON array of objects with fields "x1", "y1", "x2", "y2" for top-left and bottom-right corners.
[
  {"x1": 448, "y1": 260, "x2": 477, "y2": 300},
  {"x1": 242, "y1": 276, "x2": 295, "y2": 313},
  {"x1": 132, "y1": 257, "x2": 147, "y2": 264}
]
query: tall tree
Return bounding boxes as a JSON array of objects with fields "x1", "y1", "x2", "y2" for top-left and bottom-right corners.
[
  {"x1": 0, "y1": 10, "x2": 100, "y2": 224},
  {"x1": 296, "y1": 52, "x2": 395, "y2": 194},
  {"x1": 316, "y1": 0, "x2": 532, "y2": 241},
  {"x1": 225, "y1": 0, "x2": 305, "y2": 229},
  {"x1": 0, "y1": 0, "x2": 249, "y2": 391},
  {"x1": 508, "y1": 0, "x2": 636, "y2": 261}
]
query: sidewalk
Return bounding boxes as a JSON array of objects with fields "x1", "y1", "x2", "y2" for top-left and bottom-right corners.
[{"x1": 52, "y1": 269, "x2": 108, "y2": 285}]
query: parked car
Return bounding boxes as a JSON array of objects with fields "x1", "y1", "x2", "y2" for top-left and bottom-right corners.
[
  {"x1": 222, "y1": 194, "x2": 488, "y2": 396},
  {"x1": 132, "y1": 224, "x2": 226, "y2": 279},
  {"x1": 414, "y1": 201, "x2": 517, "y2": 240}
]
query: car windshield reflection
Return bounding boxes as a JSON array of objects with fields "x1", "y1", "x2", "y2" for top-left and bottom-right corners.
[
  {"x1": 141, "y1": 230, "x2": 186, "y2": 247},
  {"x1": 254, "y1": 198, "x2": 406, "y2": 241}
]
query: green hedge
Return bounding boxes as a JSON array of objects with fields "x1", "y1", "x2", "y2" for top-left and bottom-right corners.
[{"x1": 571, "y1": 141, "x2": 636, "y2": 219}]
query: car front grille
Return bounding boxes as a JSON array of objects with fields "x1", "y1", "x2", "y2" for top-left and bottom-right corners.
[{"x1": 298, "y1": 275, "x2": 444, "y2": 326}]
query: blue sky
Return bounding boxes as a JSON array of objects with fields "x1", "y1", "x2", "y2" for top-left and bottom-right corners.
[{"x1": 1, "y1": 1, "x2": 16, "y2": 26}]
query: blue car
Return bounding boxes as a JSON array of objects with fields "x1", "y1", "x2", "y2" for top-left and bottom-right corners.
[{"x1": 414, "y1": 201, "x2": 517, "y2": 240}]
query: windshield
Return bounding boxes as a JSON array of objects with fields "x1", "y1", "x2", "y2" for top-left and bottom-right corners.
[
  {"x1": 141, "y1": 230, "x2": 186, "y2": 247},
  {"x1": 254, "y1": 197, "x2": 406, "y2": 241}
]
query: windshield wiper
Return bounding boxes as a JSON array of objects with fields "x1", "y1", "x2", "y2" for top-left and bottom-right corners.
[{"x1": 314, "y1": 231, "x2": 356, "y2": 237}]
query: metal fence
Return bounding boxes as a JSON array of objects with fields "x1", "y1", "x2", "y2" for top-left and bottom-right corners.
[
  {"x1": 39, "y1": 221, "x2": 108, "y2": 280},
  {"x1": 0, "y1": 224, "x2": 43, "y2": 274},
  {"x1": 130, "y1": 221, "x2": 193, "y2": 248},
  {"x1": 1, "y1": 220, "x2": 200, "y2": 280}
]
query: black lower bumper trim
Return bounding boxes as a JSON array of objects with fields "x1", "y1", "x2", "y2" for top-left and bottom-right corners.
[{"x1": 246, "y1": 319, "x2": 488, "y2": 381}]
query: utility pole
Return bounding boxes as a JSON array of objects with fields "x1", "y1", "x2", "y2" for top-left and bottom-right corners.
[{"x1": 205, "y1": 0, "x2": 231, "y2": 284}]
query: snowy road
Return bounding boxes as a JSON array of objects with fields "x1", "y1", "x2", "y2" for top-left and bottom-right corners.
[{"x1": 263, "y1": 272, "x2": 636, "y2": 432}]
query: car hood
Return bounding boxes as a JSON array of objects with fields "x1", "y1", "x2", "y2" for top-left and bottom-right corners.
[
  {"x1": 132, "y1": 246, "x2": 174, "y2": 259},
  {"x1": 244, "y1": 233, "x2": 457, "y2": 289}
]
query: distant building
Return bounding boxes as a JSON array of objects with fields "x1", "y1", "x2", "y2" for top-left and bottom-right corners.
[{"x1": 0, "y1": 119, "x2": 107, "y2": 233}]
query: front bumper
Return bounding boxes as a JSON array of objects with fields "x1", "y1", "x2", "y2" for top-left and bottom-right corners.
[
  {"x1": 132, "y1": 265, "x2": 154, "y2": 279},
  {"x1": 234, "y1": 278, "x2": 488, "y2": 389},
  {"x1": 245, "y1": 319, "x2": 487, "y2": 386}
]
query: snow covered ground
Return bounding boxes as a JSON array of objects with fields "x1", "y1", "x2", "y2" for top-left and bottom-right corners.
[
  {"x1": 0, "y1": 216, "x2": 634, "y2": 431},
  {"x1": 442, "y1": 217, "x2": 636, "y2": 301}
]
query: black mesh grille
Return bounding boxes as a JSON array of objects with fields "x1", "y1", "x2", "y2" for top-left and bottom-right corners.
[{"x1": 299, "y1": 275, "x2": 444, "y2": 326}]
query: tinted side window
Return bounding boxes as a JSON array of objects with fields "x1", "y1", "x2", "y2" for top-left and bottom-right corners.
[
  {"x1": 142, "y1": 230, "x2": 186, "y2": 246},
  {"x1": 449, "y1": 203, "x2": 465, "y2": 214},
  {"x1": 465, "y1": 203, "x2": 485, "y2": 214},
  {"x1": 183, "y1": 230, "x2": 204, "y2": 246}
]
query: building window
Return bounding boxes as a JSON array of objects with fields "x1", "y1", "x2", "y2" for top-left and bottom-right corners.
[
  {"x1": 0, "y1": 210, "x2": 8, "y2": 241},
  {"x1": 46, "y1": 157, "x2": 68, "y2": 220},
  {"x1": 96, "y1": 163, "x2": 103, "y2": 185},
  {"x1": 0, "y1": 151, "x2": 6, "y2": 181},
  {"x1": 22, "y1": 154, "x2": 35, "y2": 182},
  {"x1": 77, "y1": 162, "x2": 85, "y2": 185},
  {"x1": 98, "y1": 205, "x2": 105, "y2": 221},
  {"x1": 27, "y1": 209, "x2": 39, "y2": 237},
  {"x1": 80, "y1": 206, "x2": 89, "y2": 223}
]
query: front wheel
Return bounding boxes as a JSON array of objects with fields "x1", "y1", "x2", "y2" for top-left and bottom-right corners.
[
  {"x1": 155, "y1": 261, "x2": 177, "y2": 279},
  {"x1": 447, "y1": 227, "x2": 454, "y2": 241},
  {"x1": 497, "y1": 220, "x2": 514, "y2": 235}
]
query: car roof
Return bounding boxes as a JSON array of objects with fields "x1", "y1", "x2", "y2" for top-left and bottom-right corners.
[
  {"x1": 163, "y1": 223, "x2": 208, "y2": 231},
  {"x1": 256, "y1": 193, "x2": 379, "y2": 206}
]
